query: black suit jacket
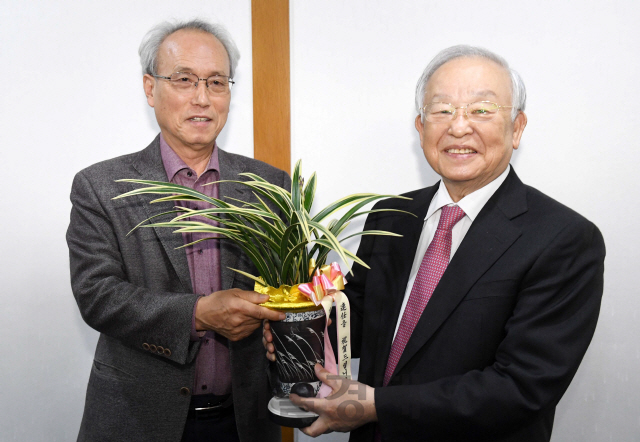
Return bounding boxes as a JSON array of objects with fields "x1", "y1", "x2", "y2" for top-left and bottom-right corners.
[
  {"x1": 67, "y1": 136, "x2": 289, "y2": 442},
  {"x1": 345, "y1": 168, "x2": 605, "y2": 442}
]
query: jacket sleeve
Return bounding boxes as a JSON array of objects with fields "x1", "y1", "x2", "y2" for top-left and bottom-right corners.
[
  {"x1": 374, "y1": 218, "x2": 606, "y2": 440},
  {"x1": 67, "y1": 170, "x2": 200, "y2": 365}
]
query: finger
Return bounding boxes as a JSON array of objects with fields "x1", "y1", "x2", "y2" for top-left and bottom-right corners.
[
  {"x1": 262, "y1": 340, "x2": 275, "y2": 355},
  {"x1": 264, "y1": 335, "x2": 275, "y2": 349},
  {"x1": 236, "y1": 298, "x2": 285, "y2": 321},
  {"x1": 236, "y1": 290, "x2": 271, "y2": 305},
  {"x1": 327, "y1": 318, "x2": 332, "y2": 327},
  {"x1": 289, "y1": 394, "x2": 320, "y2": 414},
  {"x1": 263, "y1": 323, "x2": 273, "y2": 342},
  {"x1": 313, "y1": 363, "x2": 339, "y2": 389},
  {"x1": 236, "y1": 292, "x2": 286, "y2": 320},
  {"x1": 301, "y1": 417, "x2": 331, "y2": 437},
  {"x1": 252, "y1": 304, "x2": 286, "y2": 321}
]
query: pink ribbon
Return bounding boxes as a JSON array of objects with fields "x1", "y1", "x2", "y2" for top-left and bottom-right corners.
[
  {"x1": 298, "y1": 262, "x2": 350, "y2": 398},
  {"x1": 298, "y1": 262, "x2": 346, "y2": 305}
]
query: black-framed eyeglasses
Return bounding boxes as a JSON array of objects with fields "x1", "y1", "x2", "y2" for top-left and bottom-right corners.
[
  {"x1": 153, "y1": 72, "x2": 235, "y2": 94},
  {"x1": 421, "y1": 101, "x2": 513, "y2": 123}
]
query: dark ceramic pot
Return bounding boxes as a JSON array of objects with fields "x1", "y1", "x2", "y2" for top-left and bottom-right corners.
[{"x1": 270, "y1": 306, "x2": 326, "y2": 397}]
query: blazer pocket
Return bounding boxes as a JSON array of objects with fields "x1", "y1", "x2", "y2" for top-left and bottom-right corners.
[
  {"x1": 92, "y1": 359, "x2": 136, "y2": 382},
  {"x1": 463, "y1": 279, "x2": 519, "y2": 301}
]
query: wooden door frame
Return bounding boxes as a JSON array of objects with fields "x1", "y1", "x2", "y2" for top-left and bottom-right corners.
[{"x1": 251, "y1": 1, "x2": 293, "y2": 441}]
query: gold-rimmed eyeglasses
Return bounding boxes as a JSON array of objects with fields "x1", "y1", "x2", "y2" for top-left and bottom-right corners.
[
  {"x1": 153, "y1": 72, "x2": 235, "y2": 94},
  {"x1": 421, "y1": 101, "x2": 512, "y2": 123}
]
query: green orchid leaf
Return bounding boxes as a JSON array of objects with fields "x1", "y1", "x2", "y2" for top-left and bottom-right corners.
[
  {"x1": 280, "y1": 223, "x2": 301, "y2": 262},
  {"x1": 172, "y1": 207, "x2": 278, "y2": 222},
  {"x1": 228, "y1": 268, "x2": 265, "y2": 285},
  {"x1": 308, "y1": 220, "x2": 350, "y2": 272},
  {"x1": 339, "y1": 229, "x2": 403, "y2": 242},
  {"x1": 302, "y1": 171, "x2": 316, "y2": 213},
  {"x1": 125, "y1": 209, "x2": 188, "y2": 235},
  {"x1": 291, "y1": 160, "x2": 302, "y2": 212},
  {"x1": 312, "y1": 193, "x2": 411, "y2": 223},
  {"x1": 281, "y1": 241, "x2": 308, "y2": 285}
]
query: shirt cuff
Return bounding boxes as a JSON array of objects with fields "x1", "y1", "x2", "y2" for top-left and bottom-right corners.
[{"x1": 191, "y1": 295, "x2": 207, "y2": 341}]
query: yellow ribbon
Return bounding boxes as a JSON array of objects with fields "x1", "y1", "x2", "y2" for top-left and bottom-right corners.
[
  {"x1": 257, "y1": 260, "x2": 347, "y2": 309},
  {"x1": 256, "y1": 282, "x2": 316, "y2": 310}
]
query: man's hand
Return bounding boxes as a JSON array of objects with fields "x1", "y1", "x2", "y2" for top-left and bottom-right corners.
[
  {"x1": 262, "y1": 319, "x2": 277, "y2": 362},
  {"x1": 290, "y1": 364, "x2": 377, "y2": 437},
  {"x1": 195, "y1": 289, "x2": 285, "y2": 341}
]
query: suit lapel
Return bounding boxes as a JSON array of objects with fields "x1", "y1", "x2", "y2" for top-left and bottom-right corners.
[
  {"x1": 130, "y1": 136, "x2": 193, "y2": 292},
  {"x1": 217, "y1": 148, "x2": 248, "y2": 290},
  {"x1": 387, "y1": 169, "x2": 528, "y2": 383},
  {"x1": 372, "y1": 185, "x2": 438, "y2": 381}
]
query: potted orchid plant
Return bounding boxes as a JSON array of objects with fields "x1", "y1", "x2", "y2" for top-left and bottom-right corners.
[{"x1": 114, "y1": 160, "x2": 410, "y2": 424}]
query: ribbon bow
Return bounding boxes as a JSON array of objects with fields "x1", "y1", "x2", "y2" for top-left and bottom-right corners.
[{"x1": 298, "y1": 260, "x2": 347, "y2": 305}]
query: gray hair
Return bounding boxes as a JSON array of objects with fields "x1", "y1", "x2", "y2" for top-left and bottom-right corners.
[
  {"x1": 139, "y1": 19, "x2": 240, "y2": 78},
  {"x1": 415, "y1": 45, "x2": 526, "y2": 121}
]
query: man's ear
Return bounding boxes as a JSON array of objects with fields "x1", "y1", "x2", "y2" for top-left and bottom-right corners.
[
  {"x1": 512, "y1": 111, "x2": 527, "y2": 150},
  {"x1": 415, "y1": 114, "x2": 425, "y2": 146},
  {"x1": 143, "y1": 74, "x2": 156, "y2": 108}
]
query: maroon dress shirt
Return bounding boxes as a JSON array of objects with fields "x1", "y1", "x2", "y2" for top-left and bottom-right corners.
[{"x1": 160, "y1": 135, "x2": 231, "y2": 396}]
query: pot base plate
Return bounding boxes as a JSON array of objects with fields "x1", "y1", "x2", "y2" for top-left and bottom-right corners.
[{"x1": 267, "y1": 397, "x2": 319, "y2": 428}]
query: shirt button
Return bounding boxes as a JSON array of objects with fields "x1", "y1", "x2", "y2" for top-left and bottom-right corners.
[
  {"x1": 202, "y1": 385, "x2": 208, "y2": 391},
  {"x1": 187, "y1": 171, "x2": 193, "y2": 177},
  {"x1": 180, "y1": 387, "x2": 191, "y2": 396},
  {"x1": 198, "y1": 249, "x2": 203, "y2": 255}
]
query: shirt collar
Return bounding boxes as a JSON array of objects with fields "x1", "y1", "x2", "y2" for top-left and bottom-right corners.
[
  {"x1": 159, "y1": 133, "x2": 220, "y2": 181},
  {"x1": 425, "y1": 165, "x2": 511, "y2": 222}
]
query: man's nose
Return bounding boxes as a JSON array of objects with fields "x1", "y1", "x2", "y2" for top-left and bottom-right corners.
[
  {"x1": 192, "y1": 81, "x2": 211, "y2": 106},
  {"x1": 449, "y1": 108, "x2": 472, "y2": 137}
]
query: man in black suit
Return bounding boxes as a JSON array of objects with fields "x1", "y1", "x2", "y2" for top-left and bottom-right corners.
[{"x1": 265, "y1": 45, "x2": 605, "y2": 441}]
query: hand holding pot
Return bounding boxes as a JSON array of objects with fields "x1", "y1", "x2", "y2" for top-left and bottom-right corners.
[{"x1": 196, "y1": 289, "x2": 285, "y2": 341}]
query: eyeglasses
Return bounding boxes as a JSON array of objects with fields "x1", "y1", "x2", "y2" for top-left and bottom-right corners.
[
  {"x1": 153, "y1": 72, "x2": 235, "y2": 94},
  {"x1": 421, "y1": 101, "x2": 513, "y2": 123}
]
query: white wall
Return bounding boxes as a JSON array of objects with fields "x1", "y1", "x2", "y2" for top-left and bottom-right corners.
[
  {"x1": 0, "y1": 2, "x2": 252, "y2": 440},
  {"x1": 291, "y1": 1, "x2": 640, "y2": 441},
  {"x1": 2, "y1": 1, "x2": 639, "y2": 441}
]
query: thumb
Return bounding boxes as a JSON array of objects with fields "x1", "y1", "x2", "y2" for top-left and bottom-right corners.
[{"x1": 314, "y1": 363, "x2": 339, "y2": 390}]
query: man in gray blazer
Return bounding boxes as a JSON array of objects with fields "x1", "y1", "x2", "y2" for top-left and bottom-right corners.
[{"x1": 67, "y1": 19, "x2": 287, "y2": 442}]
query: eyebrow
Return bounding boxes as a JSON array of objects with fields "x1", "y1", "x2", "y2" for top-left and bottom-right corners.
[
  {"x1": 472, "y1": 90, "x2": 498, "y2": 98},
  {"x1": 431, "y1": 90, "x2": 498, "y2": 101},
  {"x1": 174, "y1": 66, "x2": 230, "y2": 77}
]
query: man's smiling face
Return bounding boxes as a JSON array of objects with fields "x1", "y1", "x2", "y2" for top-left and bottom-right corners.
[
  {"x1": 415, "y1": 56, "x2": 526, "y2": 200},
  {"x1": 143, "y1": 29, "x2": 231, "y2": 156}
]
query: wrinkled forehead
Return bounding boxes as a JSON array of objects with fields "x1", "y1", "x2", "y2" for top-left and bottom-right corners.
[
  {"x1": 426, "y1": 56, "x2": 512, "y2": 103},
  {"x1": 157, "y1": 29, "x2": 230, "y2": 74}
]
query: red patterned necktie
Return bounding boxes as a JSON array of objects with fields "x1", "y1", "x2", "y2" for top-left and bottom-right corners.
[{"x1": 383, "y1": 204, "x2": 466, "y2": 386}]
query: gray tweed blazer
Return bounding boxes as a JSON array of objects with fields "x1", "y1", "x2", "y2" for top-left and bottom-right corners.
[{"x1": 67, "y1": 135, "x2": 289, "y2": 442}]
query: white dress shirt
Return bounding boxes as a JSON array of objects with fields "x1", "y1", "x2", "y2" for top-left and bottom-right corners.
[{"x1": 392, "y1": 166, "x2": 512, "y2": 340}]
